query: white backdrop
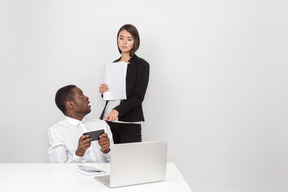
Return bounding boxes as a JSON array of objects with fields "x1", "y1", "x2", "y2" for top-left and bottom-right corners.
[{"x1": 0, "y1": 0, "x2": 287, "y2": 192}]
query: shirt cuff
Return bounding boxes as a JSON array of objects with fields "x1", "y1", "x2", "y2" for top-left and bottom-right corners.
[
  {"x1": 102, "y1": 149, "x2": 111, "y2": 162},
  {"x1": 73, "y1": 153, "x2": 84, "y2": 163}
]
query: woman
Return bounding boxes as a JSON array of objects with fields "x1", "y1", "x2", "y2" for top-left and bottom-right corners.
[{"x1": 99, "y1": 24, "x2": 149, "y2": 144}]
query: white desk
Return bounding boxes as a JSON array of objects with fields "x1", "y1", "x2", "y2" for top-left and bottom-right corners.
[{"x1": 0, "y1": 162, "x2": 191, "y2": 192}]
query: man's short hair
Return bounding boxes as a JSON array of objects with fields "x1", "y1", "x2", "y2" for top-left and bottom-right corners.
[{"x1": 55, "y1": 85, "x2": 76, "y2": 115}]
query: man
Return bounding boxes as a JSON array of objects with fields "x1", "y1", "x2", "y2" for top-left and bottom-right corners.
[{"x1": 48, "y1": 85, "x2": 113, "y2": 163}]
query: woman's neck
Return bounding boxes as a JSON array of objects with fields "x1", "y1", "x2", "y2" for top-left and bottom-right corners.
[{"x1": 120, "y1": 53, "x2": 131, "y2": 63}]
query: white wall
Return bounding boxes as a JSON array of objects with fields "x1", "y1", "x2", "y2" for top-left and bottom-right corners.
[{"x1": 0, "y1": 0, "x2": 287, "y2": 191}]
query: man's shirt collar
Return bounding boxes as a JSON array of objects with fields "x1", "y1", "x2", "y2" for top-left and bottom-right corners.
[{"x1": 64, "y1": 116, "x2": 87, "y2": 127}]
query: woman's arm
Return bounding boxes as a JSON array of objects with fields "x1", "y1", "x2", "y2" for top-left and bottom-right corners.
[{"x1": 114, "y1": 61, "x2": 150, "y2": 117}]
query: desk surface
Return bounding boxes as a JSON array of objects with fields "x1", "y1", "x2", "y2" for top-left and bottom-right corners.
[{"x1": 0, "y1": 162, "x2": 191, "y2": 192}]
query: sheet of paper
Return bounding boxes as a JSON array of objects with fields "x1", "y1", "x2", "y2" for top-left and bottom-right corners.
[{"x1": 103, "y1": 62, "x2": 127, "y2": 100}]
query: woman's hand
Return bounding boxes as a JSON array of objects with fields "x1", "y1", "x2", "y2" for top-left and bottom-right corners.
[
  {"x1": 99, "y1": 83, "x2": 109, "y2": 94},
  {"x1": 104, "y1": 109, "x2": 119, "y2": 122}
]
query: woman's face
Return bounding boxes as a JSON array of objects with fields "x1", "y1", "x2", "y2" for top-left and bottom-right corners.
[{"x1": 117, "y1": 29, "x2": 134, "y2": 54}]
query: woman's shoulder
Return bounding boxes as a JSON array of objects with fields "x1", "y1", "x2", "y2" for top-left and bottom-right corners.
[{"x1": 132, "y1": 55, "x2": 149, "y2": 66}]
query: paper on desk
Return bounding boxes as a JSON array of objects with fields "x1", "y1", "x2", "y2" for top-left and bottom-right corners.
[
  {"x1": 103, "y1": 62, "x2": 127, "y2": 100},
  {"x1": 76, "y1": 165, "x2": 105, "y2": 176},
  {"x1": 76, "y1": 169, "x2": 105, "y2": 176}
]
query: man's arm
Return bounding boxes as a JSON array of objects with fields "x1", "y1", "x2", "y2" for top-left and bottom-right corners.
[
  {"x1": 48, "y1": 129, "x2": 70, "y2": 163},
  {"x1": 96, "y1": 122, "x2": 113, "y2": 162},
  {"x1": 48, "y1": 129, "x2": 90, "y2": 163},
  {"x1": 76, "y1": 135, "x2": 92, "y2": 156}
]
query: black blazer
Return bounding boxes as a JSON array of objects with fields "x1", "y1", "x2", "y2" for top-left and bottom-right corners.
[{"x1": 100, "y1": 54, "x2": 150, "y2": 122}]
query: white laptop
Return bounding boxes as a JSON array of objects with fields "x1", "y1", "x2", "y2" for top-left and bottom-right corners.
[{"x1": 94, "y1": 141, "x2": 168, "y2": 188}]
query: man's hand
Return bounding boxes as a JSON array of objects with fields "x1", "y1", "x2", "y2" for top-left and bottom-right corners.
[
  {"x1": 98, "y1": 133, "x2": 110, "y2": 154},
  {"x1": 76, "y1": 135, "x2": 92, "y2": 157}
]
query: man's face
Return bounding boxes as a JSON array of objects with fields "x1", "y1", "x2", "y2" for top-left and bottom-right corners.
[{"x1": 71, "y1": 87, "x2": 91, "y2": 115}]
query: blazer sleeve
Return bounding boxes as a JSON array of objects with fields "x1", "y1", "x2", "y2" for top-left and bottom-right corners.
[{"x1": 114, "y1": 61, "x2": 150, "y2": 117}]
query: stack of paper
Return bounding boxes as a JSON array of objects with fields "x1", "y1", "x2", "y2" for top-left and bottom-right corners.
[{"x1": 103, "y1": 62, "x2": 127, "y2": 100}]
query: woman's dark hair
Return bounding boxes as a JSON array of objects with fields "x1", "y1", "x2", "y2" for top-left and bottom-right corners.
[
  {"x1": 55, "y1": 85, "x2": 76, "y2": 115},
  {"x1": 117, "y1": 24, "x2": 140, "y2": 57}
]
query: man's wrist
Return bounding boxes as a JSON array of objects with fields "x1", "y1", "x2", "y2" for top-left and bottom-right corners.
[
  {"x1": 76, "y1": 150, "x2": 84, "y2": 157},
  {"x1": 102, "y1": 148, "x2": 110, "y2": 154}
]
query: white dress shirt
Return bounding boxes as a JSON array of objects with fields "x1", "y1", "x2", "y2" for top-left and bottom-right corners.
[{"x1": 48, "y1": 116, "x2": 113, "y2": 163}]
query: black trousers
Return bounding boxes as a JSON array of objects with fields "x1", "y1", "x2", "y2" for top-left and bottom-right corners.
[{"x1": 106, "y1": 121, "x2": 142, "y2": 144}]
